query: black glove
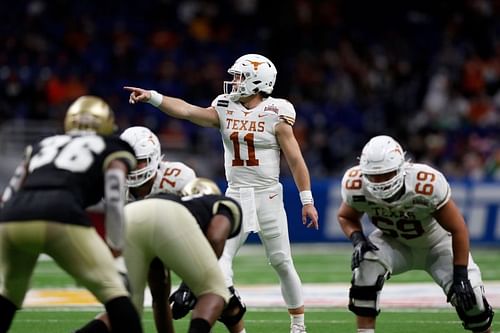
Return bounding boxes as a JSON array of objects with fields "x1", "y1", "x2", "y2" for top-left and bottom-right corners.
[
  {"x1": 169, "y1": 282, "x2": 197, "y2": 319},
  {"x1": 350, "y1": 231, "x2": 379, "y2": 270},
  {"x1": 447, "y1": 265, "x2": 477, "y2": 311}
]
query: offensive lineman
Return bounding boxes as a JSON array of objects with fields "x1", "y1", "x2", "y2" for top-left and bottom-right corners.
[
  {"x1": 338, "y1": 135, "x2": 494, "y2": 333},
  {"x1": 87, "y1": 125, "x2": 196, "y2": 238},
  {"x1": 124, "y1": 53, "x2": 319, "y2": 333},
  {"x1": 0, "y1": 96, "x2": 143, "y2": 333}
]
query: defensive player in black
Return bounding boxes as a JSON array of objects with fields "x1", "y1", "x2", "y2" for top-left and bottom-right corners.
[
  {"x1": 167, "y1": 178, "x2": 247, "y2": 333},
  {"x1": 129, "y1": 178, "x2": 244, "y2": 333},
  {"x1": 0, "y1": 96, "x2": 143, "y2": 333}
]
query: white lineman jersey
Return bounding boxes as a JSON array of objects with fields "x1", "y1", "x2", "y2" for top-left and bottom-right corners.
[
  {"x1": 211, "y1": 94, "x2": 296, "y2": 189},
  {"x1": 149, "y1": 161, "x2": 197, "y2": 196},
  {"x1": 341, "y1": 162, "x2": 452, "y2": 248}
]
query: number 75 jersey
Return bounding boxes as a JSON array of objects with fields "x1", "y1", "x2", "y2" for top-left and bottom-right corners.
[
  {"x1": 212, "y1": 94, "x2": 296, "y2": 189},
  {"x1": 341, "y1": 162, "x2": 452, "y2": 247}
]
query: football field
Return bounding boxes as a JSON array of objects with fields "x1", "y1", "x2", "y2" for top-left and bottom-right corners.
[{"x1": 9, "y1": 244, "x2": 500, "y2": 333}]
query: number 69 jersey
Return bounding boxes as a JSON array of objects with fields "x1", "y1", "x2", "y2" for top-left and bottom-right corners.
[
  {"x1": 212, "y1": 94, "x2": 296, "y2": 189},
  {"x1": 341, "y1": 162, "x2": 452, "y2": 248}
]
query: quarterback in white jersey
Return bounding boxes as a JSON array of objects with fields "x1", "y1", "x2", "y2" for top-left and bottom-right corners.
[
  {"x1": 125, "y1": 53, "x2": 319, "y2": 333},
  {"x1": 338, "y1": 135, "x2": 493, "y2": 333}
]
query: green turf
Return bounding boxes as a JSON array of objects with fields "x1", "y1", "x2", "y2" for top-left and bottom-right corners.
[
  {"x1": 9, "y1": 307, "x2": 472, "y2": 333},
  {"x1": 10, "y1": 244, "x2": 500, "y2": 332},
  {"x1": 29, "y1": 244, "x2": 500, "y2": 288}
]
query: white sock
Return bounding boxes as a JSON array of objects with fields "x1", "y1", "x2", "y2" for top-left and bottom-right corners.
[
  {"x1": 291, "y1": 313, "x2": 305, "y2": 326},
  {"x1": 357, "y1": 329, "x2": 375, "y2": 333},
  {"x1": 238, "y1": 330, "x2": 247, "y2": 333}
]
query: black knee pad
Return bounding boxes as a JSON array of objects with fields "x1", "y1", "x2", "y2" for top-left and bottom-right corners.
[
  {"x1": 219, "y1": 286, "x2": 246, "y2": 327},
  {"x1": 348, "y1": 274, "x2": 385, "y2": 317},
  {"x1": 456, "y1": 296, "x2": 494, "y2": 332}
]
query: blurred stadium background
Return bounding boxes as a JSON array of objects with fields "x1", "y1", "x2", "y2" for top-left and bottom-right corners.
[
  {"x1": 1, "y1": 0, "x2": 500, "y2": 247},
  {"x1": 1, "y1": 1, "x2": 499, "y2": 331}
]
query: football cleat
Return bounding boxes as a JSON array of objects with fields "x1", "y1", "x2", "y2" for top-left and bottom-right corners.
[{"x1": 290, "y1": 324, "x2": 307, "y2": 333}]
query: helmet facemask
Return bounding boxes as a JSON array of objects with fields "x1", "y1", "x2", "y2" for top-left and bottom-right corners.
[
  {"x1": 363, "y1": 169, "x2": 405, "y2": 200},
  {"x1": 223, "y1": 54, "x2": 277, "y2": 101},
  {"x1": 120, "y1": 126, "x2": 162, "y2": 188},
  {"x1": 359, "y1": 135, "x2": 406, "y2": 200}
]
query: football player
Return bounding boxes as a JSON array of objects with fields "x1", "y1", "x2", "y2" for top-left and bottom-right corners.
[
  {"x1": 77, "y1": 178, "x2": 246, "y2": 333},
  {"x1": 338, "y1": 135, "x2": 494, "y2": 333},
  {"x1": 120, "y1": 125, "x2": 196, "y2": 199},
  {"x1": 0, "y1": 96, "x2": 143, "y2": 333},
  {"x1": 87, "y1": 125, "x2": 196, "y2": 239},
  {"x1": 125, "y1": 53, "x2": 319, "y2": 333},
  {"x1": 168, "y1": 178, "x2": 247, "y2": 333}
]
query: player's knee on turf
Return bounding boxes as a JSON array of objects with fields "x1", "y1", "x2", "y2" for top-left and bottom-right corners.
[
  {"x1": 349, "y1": 260, "x2": 389, "y2": 317},
  {"x1": 219, "y1": 286, "x2": 246, "y2": 328},
  {"x1": 453, "y1": 286, "x2": 494, "y2": 332}
]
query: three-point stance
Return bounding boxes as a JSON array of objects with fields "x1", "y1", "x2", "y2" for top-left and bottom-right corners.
[
  {"x1": 338, "y1": 135, "x2": 494, "y2": 333},
  {"x1": 0, "y1": 96, "x2": 142, "y2": 333}
]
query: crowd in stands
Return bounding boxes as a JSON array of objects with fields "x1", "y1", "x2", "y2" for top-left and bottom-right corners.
[{"x1": 1, "y1": 0, "x2": 499, "y2": 180}]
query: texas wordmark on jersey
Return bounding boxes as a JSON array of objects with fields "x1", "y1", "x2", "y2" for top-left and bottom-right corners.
[
  {"x1": 212, "y1": 94, "x2": 296, "y2": 189},
  {"x1": 341, "y1": 162, "x2": 452, "y2": 248}
]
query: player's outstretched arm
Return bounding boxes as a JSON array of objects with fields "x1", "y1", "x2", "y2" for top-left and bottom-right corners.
[{"x1": 124, "y1": 86, "x2": 219, "y2": 128}]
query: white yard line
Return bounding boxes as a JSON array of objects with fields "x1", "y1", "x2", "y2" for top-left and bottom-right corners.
[{"x1": 25, "y1": 281, "x2": 500, "y2": 308}]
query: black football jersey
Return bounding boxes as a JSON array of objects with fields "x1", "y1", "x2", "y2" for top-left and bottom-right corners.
[
  {"x1": 0, "y1": 134, "x2": 136, "y2": 226},
  {"x1": 149, "y1": 193, "x2": 242, "y2": 238}
]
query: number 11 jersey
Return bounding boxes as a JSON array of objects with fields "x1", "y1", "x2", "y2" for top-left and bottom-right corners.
[{"x1": 212, "y1": 94, "x2": 296, "y2": 189}]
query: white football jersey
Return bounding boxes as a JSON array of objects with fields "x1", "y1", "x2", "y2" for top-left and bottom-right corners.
[
  {"x1": 149, "y1": 160, "x2": 197, "y2": 195},
  {"x1": 212, "y1": 94, "x2": 296, "y2": 189},
  {"x1": 341, "y1": 162, "x2": 451, "y2": 248}
]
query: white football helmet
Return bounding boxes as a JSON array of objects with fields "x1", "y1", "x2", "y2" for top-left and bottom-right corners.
[
  {"x1": 223, "y1": 54, "x2": 277, "y2": 101},
  {"x1": 120, "y1": 126, "x2": 162, "y2": 187},
  {"x1": 181, "y1": 177, "x2": 221, "y2": 197},
  {"x1": 359, "y1": 135, "x2": 406, "y2": 199}
]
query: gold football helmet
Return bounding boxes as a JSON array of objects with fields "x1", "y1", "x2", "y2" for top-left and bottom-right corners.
[
  {"x1": 64, "y1": 95, "x2": 116, "y2": 135},
  {"x1": 181, "y1": 177, "x2": 221, "y2": 196}
]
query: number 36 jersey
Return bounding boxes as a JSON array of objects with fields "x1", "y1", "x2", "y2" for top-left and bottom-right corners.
[
  {"x1": 341, "y1": 162, "x2": 452, "y2": 248},
  {"x1": 0, "y1": 134, "x2": 135, "y2": 227},
  {"x1": 212, "y1": 94, "x2": 296, "y2": 189}
]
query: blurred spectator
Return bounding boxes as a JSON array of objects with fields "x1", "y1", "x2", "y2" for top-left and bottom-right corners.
[{"x1": 0, "y1": 0, "x2": 499, "y2": 180}]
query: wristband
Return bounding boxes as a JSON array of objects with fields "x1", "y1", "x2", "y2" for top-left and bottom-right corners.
[
  {"x1": 148, "y1": 90, "x2": 163, "y2": 107},
  {"x1": 349, "y1": 231, "x2": 366, "y2": 247},
  {"x1": 299, "y1": 190, "x2": 314, "y2": 206},
  {"x1": 453, "y1": 265, "x2": 468, "y2": 281}
]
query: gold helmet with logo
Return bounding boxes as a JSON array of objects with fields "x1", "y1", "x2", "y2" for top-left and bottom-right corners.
[
  {"x1": 64, "y1": 95, "x2": 116, "y2": 135},
  {"x1": 181, "y1": 177, "x2": 222, "y2": 197}
]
